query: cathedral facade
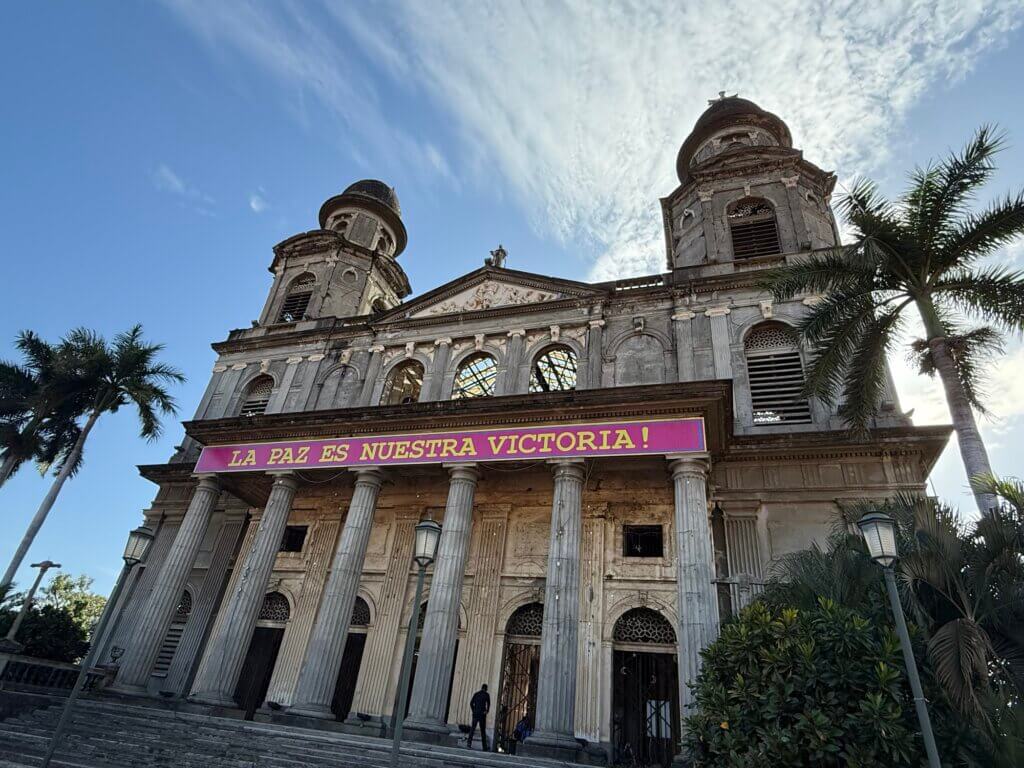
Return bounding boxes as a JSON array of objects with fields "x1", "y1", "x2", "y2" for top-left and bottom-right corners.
[{"x1": 97, "y1": 98, "x2": 948, "y2": 765}]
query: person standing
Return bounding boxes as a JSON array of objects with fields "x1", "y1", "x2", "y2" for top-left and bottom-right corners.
[{"x1": 467, "y1": 683, "x2": 490, "y2": 750}]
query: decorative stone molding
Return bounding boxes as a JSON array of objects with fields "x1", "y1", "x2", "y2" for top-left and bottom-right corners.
[
  {"x1": 404, "y1": 342, "x2": 415, "y2": 358},
  {"x1": 285, "y1": 356, "x2": 304, "y2": 365},
  {"x1": 759, "y1": 300, "x2": 773, "y2": 319},
  {"x1": 474, "y1": 333, "x2": 486, "y2": 351},
  {"x1": 259, "y1": 360, "x2": 271, "y2": 374},
  {"x1": 230, "y1": 363, "x2": 248, "y2": 371},
  {"x1": 781, "y1": 174, "x2": 800, "y2": 188},
  {"x1": 213, "y1": 364, "x2": 228, "y2": 373},
  {"x1": 697, "y1": 188, "x2": 714, "y2": 202},
  {"x1": 369, "y1": 344, "x2": 386, "y2": 354},
  {"x1": 743, "y1": 183, "x2": 751, "y2": 197},
  {"x1": 434, "y1": 337, "x2": 453, "y2": 347},
  {"x1": 705, "y1": 306, "x2": 731, "y2": 318},
  {"x1": 549, "y1": 325, "x2": 561, "y2": 342},
  {"x1": 588, "y1": 319, "x2": 605, "y2": 329},
  {"x1": 307, "y1": 353, "x2": 326, "y2": 363},
  {"x1": 802, "y1": 295, "x2": 825, "y2": 306},
  {"x1": 672, "y1": 310, "x2": 696, "y2": 322}
]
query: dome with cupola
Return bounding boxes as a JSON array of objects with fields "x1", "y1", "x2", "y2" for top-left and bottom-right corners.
[{"x1": 318, "y1": 178, "x2": 407, "y2": 257}]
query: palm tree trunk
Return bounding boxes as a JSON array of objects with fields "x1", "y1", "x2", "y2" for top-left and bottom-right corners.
[
  {"x1": 918, "y1": 303, "x2": 997, "y2": 515},
  {"x1": 0, "y1": 409, "x2": 101, "y2": 594},
  {"x1": 0, "y1": 452, "x2": 20, "y2": 489}
]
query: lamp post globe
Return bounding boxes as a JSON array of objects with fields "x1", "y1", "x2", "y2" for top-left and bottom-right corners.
[
  {"x1": 413, "y1": 518, "x2": 441, "y2": 567},
  {"x1": 122, "y1": 525, "x2": 154, "y2": 567},
  {"x1": 856, "y1": 511, "x2": 898, "y2": 567}
]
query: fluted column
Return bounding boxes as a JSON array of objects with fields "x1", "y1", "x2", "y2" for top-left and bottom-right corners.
[
  {"x1": 358, "y1": 345, "x2": 385, "y2": 406},
  {"x1": 189, "y1": 472, "x2": 298, "y2": 706},
  {"x1": 424, "y1": 338, "x2": 452, "y2": 402},
  {"x1": 289, "y1": 468, "x2": 385, "y2": 717},
  {"x1": 669, "y1": 455, "x2": 719, "y2": 725},
  {"x1": 586, "y1": 319, "x2": 604, "y2": 388},
  {"x1": 522, "y1": 459, "x2": 586, "y2": 759},
  {"x1": 112, "y1": 475, "x2": 220, "y2": 693},
  {"x1": 404, "y1": 464, "x2": 479, "y2": 738}
]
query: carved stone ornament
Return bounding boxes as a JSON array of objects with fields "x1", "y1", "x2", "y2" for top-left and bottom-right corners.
[
  {"x1": 549, "y1": 325, "x2": 561, "y2": 342},
  {"x1": 259, "y1": 360, "x2": 271, "y2": 374},
  {"x1": 759, "y1": 300, "x2": 773, "y2": 319},
  {"x1": 404, "y1": 342, "x2": 415, "y2": 358},
  {"x1": 415, "y1": 279, "x2": 562, "y2": 317},
  {"x1": 474, "y1": 333, "x2": 486, "y2": 351}
]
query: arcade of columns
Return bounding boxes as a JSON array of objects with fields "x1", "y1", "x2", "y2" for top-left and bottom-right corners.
[{"x1": 112, "y1": 453, "x2": 718, "y2": 751}]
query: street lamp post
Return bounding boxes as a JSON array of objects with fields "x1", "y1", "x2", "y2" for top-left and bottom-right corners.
[
  {"x1": 41, "y1": 525, "x2": 153, "y2": 768},
  {"x1": 856, "y1": 512, "x2": 941, "y2": 768},
  {"x1": 389, "y1": 517, "x2": 442, "y2": 768},
  {"x1": 0, "y1": 560, "x2": 61, "y2": 653}
]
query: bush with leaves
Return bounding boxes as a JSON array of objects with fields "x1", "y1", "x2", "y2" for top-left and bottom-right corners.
[{"x1": 0, "y1": 599, "x2": 89, "y2": 663}]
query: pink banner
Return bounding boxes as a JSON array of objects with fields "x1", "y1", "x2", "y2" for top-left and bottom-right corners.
[{"x1": 194, "y1": 418, "x2": 705, "y2": 473}]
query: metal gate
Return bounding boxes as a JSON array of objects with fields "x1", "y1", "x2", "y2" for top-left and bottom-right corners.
[{"x1": 495, "y1": 640, "x2": 541, "y2": 754}]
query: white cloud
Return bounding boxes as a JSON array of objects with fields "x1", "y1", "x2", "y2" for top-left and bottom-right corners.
[
  {"x1": 151, "y1": 162, "x2": 215, "y2": 215},
  {"x1": 249, "y1": 189, "x2": 268, "y2": 213},
  {"x1": 152, "y1": 163, "x2": 186, "y2": 196}
]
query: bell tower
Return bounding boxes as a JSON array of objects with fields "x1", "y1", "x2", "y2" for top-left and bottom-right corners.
[
  {"x1": 662, "y1": 96, "x2": 839, "y2": 273},
  {"x1": 258, "y1": 179, "x2": 411, "y2": 325}
]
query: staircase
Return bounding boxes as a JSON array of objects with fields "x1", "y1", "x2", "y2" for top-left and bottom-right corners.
[{"x1": 0, "y1": 696, "x2": 577, "y2": 768}]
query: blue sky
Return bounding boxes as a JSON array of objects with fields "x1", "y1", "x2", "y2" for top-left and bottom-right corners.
[{"x1": 2, "y1": 2, "x2": 1023, "y2": 596}]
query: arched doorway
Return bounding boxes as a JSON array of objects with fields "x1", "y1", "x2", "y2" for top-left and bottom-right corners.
[
  {"x1": 234, "y1": 591, "x2": 289, "y2": 719},
  {"x1": 331, "y1": 597, "x2": 371, "y2": 720},
  {"x1": 611, "y1": 607, "x2": 679, "y2": 767},
  {"x1": 495, "y1": 602, "x2": 543, "y2": 754}
]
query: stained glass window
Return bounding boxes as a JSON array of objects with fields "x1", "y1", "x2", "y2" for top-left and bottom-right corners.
[
  {"x1": 529, "y1": 346, "x2": 578, "y2": 392},
  {"x1": 381, "y1": 360, "x2": 424, "y2": 405},
  {"x1": 452, "y1": 353, "x2": 498, "y2": 399}
]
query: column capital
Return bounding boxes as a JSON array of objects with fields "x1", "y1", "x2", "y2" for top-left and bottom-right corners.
[
  {"x1": 369, "y1": 344, "x2": 386, "y2": 354},
  {"x1": 434, "y1": 336, "x2": 453, "y2": 347},
  {"x1": 267, "y1": 471, "x2": 299, "y2": 490},
  {"x1": 230, "y1": 363, "x2": 248, "y2": 371},
  {"x1": 548, "y1": 458, "x2": 586, "y2": 482},
  {"x1": 704, "y1": 306, "x2": 731, "y2": 318},
  {"x1": 587, "y1": 319, "x2": 605, "y2": 329},
  {"x1": 285, "y1": 356, "x2": 304, "y2": 365},
  {"x1": 672, "y1": 310, "x2": 697, "y2": 321},
  {"x1": 349, "y1": 466, "x2": 385, "y2": 487},
  {"x1": 507, "y1": 328, "x2": 527, "y2": 338},
  {"x1": 444, "y1": 463, "x2": 480, "y2": 483},
  {"x1": 667, "y1": 453, "x2": 711, "y2": 478},
  {"x1": 191, "y1": 474, "x2": 221, "y2": 492}
]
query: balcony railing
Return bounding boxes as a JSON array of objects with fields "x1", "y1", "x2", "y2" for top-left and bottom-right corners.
[{"x1": 0, "y1": 652, "x2": 103, "y2": 694}]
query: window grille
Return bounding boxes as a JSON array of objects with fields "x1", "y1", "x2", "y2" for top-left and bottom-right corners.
[
  {"x1": 728, "y1": 198, "x2": 781, "y2": 259},
  {"x1": 452, "y1": 354, "x2": 498, "y2": 399},
  {"x1": 153, "y1": 590, "x2": 192, "y2": 674},
  {"x1": 277, "y1": 274, "x2": 315, "y2": 322},
  {"x1": 505, "y1": 602, "x2": 544, "y2": 638},
  {"x1": 623, "y1": 525, "x2": 664, "y2": 558},
  {"x1": 381, "y1": 361, "x2": 424, "y2": 405},
  {"x1": 279, "y1": 525, "x2": 307, "y2": 553},
  {"x1": 258, "y1": 592, "x2": 290, "y2": 622},
  {"x1": 745, "y1": 324, "x2": 812, "y2": 425},
  {"x1": 239, "y1": 376, "x2": 273, "y2": 417},
  {"x1": 351, "y1": 597, "x2": 371, "y2": 626},
  {"x1": 612, "y1": 608, "x2": 676, "y2": 645},
  {"x1": 529, "y1": 346, "x2": 578, "y2": 392}
]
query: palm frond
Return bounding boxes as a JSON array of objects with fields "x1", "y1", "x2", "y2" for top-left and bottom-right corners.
[
  {"x1": 937, "y1": 192, "x2": 1024, "y2": 269},
  {"x1": 909, "y1": 325, "x2": 1004, "y2": 413},
  {"x1": 757, "y1": 247, "x2": 875, "y2": 300},
  {"x1": 934, "y1": 265, "x2": 1024, "y2": 332},
  {"x1": 836, "y1": 306, "x2": 905, "y2": 433},
  {"x1": 927, "y1": 618, "x2": 992, "y2": 721}
]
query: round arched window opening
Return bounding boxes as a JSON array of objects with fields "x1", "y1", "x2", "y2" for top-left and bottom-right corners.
[
  {"x1": 351, "y1": 596, "x2": 371, "y2": 627},
  {"x1": 612, "y1": 607, "x2": 676, "y2": 645},
  {"x1": 727, "y1": 197, "x2": 781, "y2": 259},
  {"x1": 381, "y1": 360, "x2": 424, "y2": 405},
  {"x1": 744, "y1": 322, "x2": 811, "y2": 425},
  {"x1": 258, "y1": 592, "x2": 291, "y2": 623},
  {"x1": 239, "y1": 375, "x2": 274, "y2": 417},
  {"x1": 277, "y1": 273, "x2": 316, "y2": 323},
  {"x1": 452, "y1": 353, "x2": 498, "y2": 399},
  {"x1": 529, "y1": 346, "x2": 578, "y2": 392},
  {"x1": 505, "y1": 602, "x2": 544, "y2": 638}
]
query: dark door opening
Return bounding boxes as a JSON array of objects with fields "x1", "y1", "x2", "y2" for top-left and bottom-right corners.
[
  {"x1": 331, "y1": 632, "x2": 367, "y2": 721},
  {"x1": 234, "y1": 626, "x2": 284, "y2": 720},
  {"x1": 402, "y1": 638, "x2": 459, "y2": 720},
  {"x1": 495, "y1": 641, "x2": 541, "y2": 754},
  {"x1": 612, "y1": 650, "x2": 679, "y2": 768}
]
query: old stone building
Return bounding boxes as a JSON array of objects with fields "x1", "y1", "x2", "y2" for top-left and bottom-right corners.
[{"x1": 98, "y1": 97, "x2": 948, "y2": 766}]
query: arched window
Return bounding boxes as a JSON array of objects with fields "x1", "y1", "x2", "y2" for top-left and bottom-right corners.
[
  {"x1": 239, "y1": 375, "x2": 273, "y2": 416},
  {"x1": 612, "y1": 607, "x2": 676, "y2": 645},
  {"x1": 381, "y1": 360, "x2": 424, "y2": 405},
  {"x1": 351, "y1": 597, "x2": 371, "y2": 627},
  {"x1": 744, "y1": 323, "x2": 812, "y2": 425},
  {"x1": 614, "y1": 335, "x2": 666, "y2": 386},
  {"x1": 728, "y1": 197, "x2": 781, "y2": 259},
  {"x1": 277, "y1": 273, "x2": 316, "y2": 322},
  {"x1": 316, "y1": 365, "x2": 361, "y2": 410},
  {"x1": 452, "y1": 353, "x2": 498, "y2": 399},
  {"x1": 529, "y1": 346, "x2": 577, "y2": 392},
  {"x1": 370, "y1": 297, "x2": 389, "y2": 315},
  {"x1": 258, "y1": 592, "x2": 290, "y2": 623},
  {"x1": 505, "y1": 602, "x2": 544, "y2": 638}
]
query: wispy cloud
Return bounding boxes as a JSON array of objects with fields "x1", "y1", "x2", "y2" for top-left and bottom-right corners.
[
  {"x1": 249, "y1": 188, "x2": 268, "y2": 213},
  {"x1": 151, "y1": 162, "x2": 215, "y2": 216}
]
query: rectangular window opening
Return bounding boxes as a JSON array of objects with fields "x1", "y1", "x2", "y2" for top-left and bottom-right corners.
[
  {"x1": 623, "y1": 525, "x2": 664, "y2": 558},
  {"x1": 280, "y1": 525, "x2": 308, "y2": 553}
]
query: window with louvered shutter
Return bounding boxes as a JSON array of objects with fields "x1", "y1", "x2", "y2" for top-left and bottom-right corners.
[
  {"x1": 728, "y1": 198, "x2": 781, "y2": 259},
  {"x1": 153, "y1": 591, "x2": 192, "y2": 675},
  {"x1": 744, "y1": 324, "x2": 812, "y2": 425},
  {"x1": 277, "y1": 274, "x2": 315, "y2": 322},
  {"x1": 239, "y1": 376, "x2": 273, "y2": 416}
]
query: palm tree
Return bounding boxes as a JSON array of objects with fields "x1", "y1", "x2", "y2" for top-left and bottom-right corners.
[
  {"x1": 0, "y1": 326, "x2": 183, "y2": 593},
  {"x1": 0, "y1": 331, "x2": 90, "y2": 489},
  {"x1": 760, "y1": 127, "x2": 1024, "y2": 514}
]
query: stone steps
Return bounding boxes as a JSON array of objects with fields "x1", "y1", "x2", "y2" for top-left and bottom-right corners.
[{"x1": 0, "y1": 696, "x2": 573, "y2": 768}]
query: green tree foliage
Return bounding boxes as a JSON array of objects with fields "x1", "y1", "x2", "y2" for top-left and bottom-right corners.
[
  {"x1": 39, "y1": 573, "x2": 106, "y2": 635},
  {"x1": 0, "y1": 593, "x2": 90, "y2": 663},
  {"x1": 682, "y1": 599, "x2": 965, "y2": 767},
  {"x1": 759, "y1": 127, "x2": 1024, "y2": 513}
]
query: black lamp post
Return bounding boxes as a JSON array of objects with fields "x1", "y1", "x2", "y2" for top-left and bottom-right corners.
[
  {"x1": 41, "y1": 524, "x2": 153, "y2": 768},
  {"x1": 389, "y1": 517, "x2": 441, "y2": 768},
  {"x1": 856, "y1": 512, "x2": 941, "y2": 768}
]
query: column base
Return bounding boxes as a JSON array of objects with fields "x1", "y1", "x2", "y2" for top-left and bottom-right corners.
[
  {"x1": 187, "y1": 691, "x2": 237, "y2": 708},
  {"x1": 285, "y1": 701, "x2": 333, "y2": 720},
  {"x1": 519, "y1": 729, "x2": 582, "y2": 761},
  {"x1": 402, "y1": 717, "x2": 457, "y2": 746},
  {"x1": 107, "y1": 681, "x2": 152, "y2": 697},
  {"x1": 343, "y1": 711, "x2": 389, "y2": 737}
]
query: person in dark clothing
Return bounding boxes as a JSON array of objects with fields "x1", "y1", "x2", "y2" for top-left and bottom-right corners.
[{"x1": 467, "y1": 684, "x2": 490, "y2": 750}]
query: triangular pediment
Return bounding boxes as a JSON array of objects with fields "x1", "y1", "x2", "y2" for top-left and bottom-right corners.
[{"x1": 391, "y1": 267, "x2": 604, "y2": 320}]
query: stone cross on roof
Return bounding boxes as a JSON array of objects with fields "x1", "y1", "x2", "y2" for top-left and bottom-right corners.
[{"x1": 708, "y1": 90, "x2": 738, "y2": 104}]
